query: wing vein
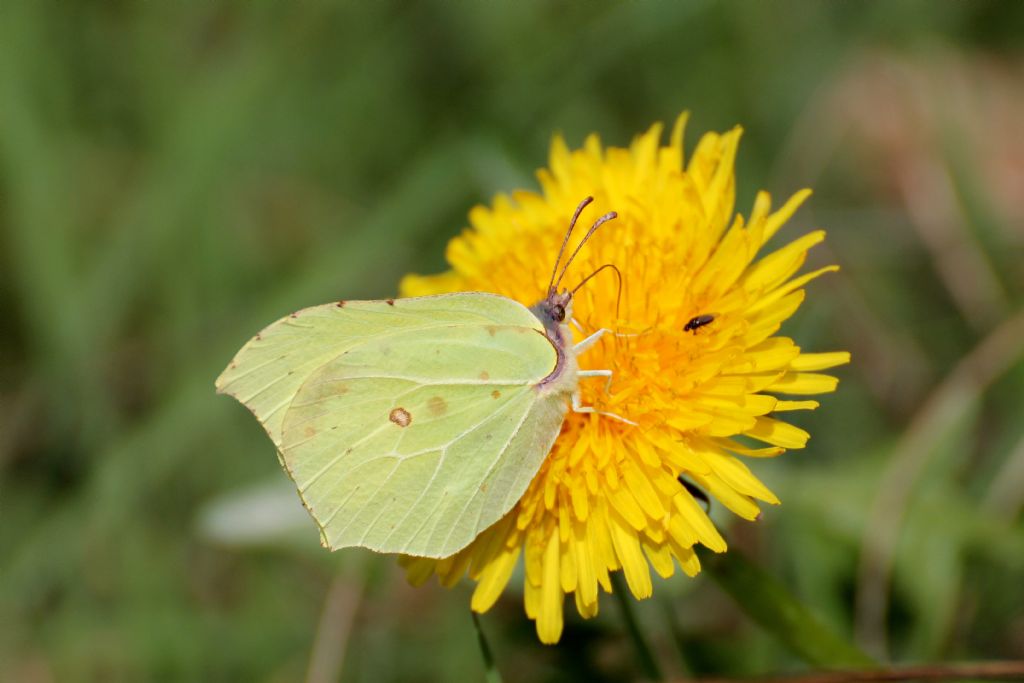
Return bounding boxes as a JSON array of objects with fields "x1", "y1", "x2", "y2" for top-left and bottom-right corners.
[
  {"x1": 431, "y1": 396, "x2": 536, "y2": 554},
  {"x1": 373, "y1": 389, "x2": 532, "y2": 550}
]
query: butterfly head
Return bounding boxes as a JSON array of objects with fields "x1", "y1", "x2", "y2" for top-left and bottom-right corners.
[
  {"x1": 533, "y1": 196, "x2": 619, "y2": 338},
  {"x1": 532, "y1": 288, "x2": 574, "y2": 337}
]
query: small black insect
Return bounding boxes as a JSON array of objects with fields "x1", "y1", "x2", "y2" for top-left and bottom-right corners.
[
  {"x1": 684, "y1": 313, "x2": 715, "y2": 333},
  {"x1": 678, "y1": 475, "x2": 711, "y2": 513}
]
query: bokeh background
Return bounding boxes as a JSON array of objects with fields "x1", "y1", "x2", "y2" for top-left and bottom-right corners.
[{"x1": 2, "y1": 1, "x2": 1023, "y2": 681}]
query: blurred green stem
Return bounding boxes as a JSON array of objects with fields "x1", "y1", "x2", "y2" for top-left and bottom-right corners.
[
  {"x1": 306, "y1": 572, "x2": 363, "y2": 683},
  {"x1": 660, "y1": 597, "x2": 693, "y2": 675},
  {"x1": 472, "y1": 612, "x2": 503, "y2": 683},
  {"x1": 611, "y1": 571, "x2": 664, "y2": 682},
  {"x1": 856, "y1": 307, "x2": 1024, "y2": 656},
  {"x1": 700, "y1": 547, "x2": 875, "y2": 668}
]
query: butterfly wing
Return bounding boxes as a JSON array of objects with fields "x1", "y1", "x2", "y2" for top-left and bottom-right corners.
[
  {"x1": 216, "y1": 293, "x2": 569, "y2": 558},
  {"x1": 216, "y1": 293, "x2": 544, "y2": 446},
  {"x1": 281, "y1": 321, "x2": 568, "y2": 558}
]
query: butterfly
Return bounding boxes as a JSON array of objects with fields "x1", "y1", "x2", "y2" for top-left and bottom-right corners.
[{"x1": 215, "y1": 197, "x2": 625, "y2": 558}]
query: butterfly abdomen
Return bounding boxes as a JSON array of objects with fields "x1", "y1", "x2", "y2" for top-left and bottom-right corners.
[{"x1": 533, "y1": 320, "x2": 579, "y2": 400}]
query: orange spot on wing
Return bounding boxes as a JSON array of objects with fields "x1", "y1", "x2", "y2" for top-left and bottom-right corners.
[
  {"x1": 491, "y1": 390, "x2": 501, "y2": 399},
  {"x1": 389, "y1": 407, "x2": 411, "y2": 427},
  {"x1": 479, "y1": 371, "x2": 490, "y2": 380},
  {"x1": 427, "y1": 396, "x2": 448, "y2": 416}
]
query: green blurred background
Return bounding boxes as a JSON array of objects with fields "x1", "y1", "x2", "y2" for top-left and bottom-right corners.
[{"x1": 2, "y1": 1, "x2": 1023, "y2": 681}]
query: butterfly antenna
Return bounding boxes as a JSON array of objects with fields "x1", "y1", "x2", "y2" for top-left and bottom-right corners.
[
  {"x1": 547, "y1": 197, "x2": 593, "y2": 296},
  {"x1": 572, "y1": 263, "x2": 624, "y2": 319},
  {"x1": 554, "y1": 210, "x2": 618, "y2": 292}
]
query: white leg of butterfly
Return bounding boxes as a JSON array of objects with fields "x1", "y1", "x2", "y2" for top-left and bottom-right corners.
[
  {"x1": 578, "y1": 369, "x2": 612, "y2": 392},
  {"x1": 573, "y1": 319, "x2": 641, "y2": 340},
  {"x1": 571, "y1": 381, "x2": 636, "y2": 425},
  {"x1": 573, "y1": 327, "x2": 609, "y2": 354},
  {"x1": 571, "y1": 329, "x2": 638, "y2": 426}
]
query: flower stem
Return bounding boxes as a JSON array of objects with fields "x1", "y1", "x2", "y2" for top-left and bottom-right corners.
[
  {"x1": 471, "y1": 611, "x2": 503, "y2": 683},
  {"x1": 611, "y1": 571, "x2": 663, "y2": 681}
]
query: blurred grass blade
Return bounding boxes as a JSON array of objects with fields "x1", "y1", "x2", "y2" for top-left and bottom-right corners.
[
  {"x1": 612, "y1": 571, "x2": 665, "y2": 681},
  {"x1": 472, "y1": 612, "x2": 503, "y2": 683},
  {"x1": 306, "y1": 574, "x2": 363, "y2": 683},
  {"x1": 700, "y1": 547, "x2": 876, "y2": 668}
]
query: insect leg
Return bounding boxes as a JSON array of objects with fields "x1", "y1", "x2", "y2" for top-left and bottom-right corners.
[
  {"x1": 573, "y1": 328, "x2": 610, "y2": 354},
  {"x1": 573, "y1": 328, "x2": 636, "y2": 424},
  {"x1": 571, "y1": 390, "x2": 637, "y2": 425},
  {"x1": 575, "y1": 325, "x2": 643, "y2": 349},
  {"x1": 578, "y1": 368, "x2": 613, "y2": 393}
]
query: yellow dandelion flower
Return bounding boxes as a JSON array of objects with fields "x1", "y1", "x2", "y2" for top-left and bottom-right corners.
[{"x1": 399, "y1": 114, "x2": 849, "y2": 644}]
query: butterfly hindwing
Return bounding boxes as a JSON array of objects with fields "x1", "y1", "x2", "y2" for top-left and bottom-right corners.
[{"x1": 281, "y1": 322, "x2": 566, "y2": 558}]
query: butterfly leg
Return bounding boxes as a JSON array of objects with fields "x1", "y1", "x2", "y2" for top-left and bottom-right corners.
[
  {"x1": 574, "y1": 325, "x2": 642, "y2": 348},
  {"x1": 575, "y1": 370, "x2": 637, "y2": 425},
  {"x1": 572, "y1": 330, "x2": 635, "y2": 423},
  {"x1": 578, "y1": 368, "x2": 613, "y2": 393},
  {"x1": 574, "y1": 328, "x2": 610, "y2": 354},
  {"x1": 571, "y1": 386, "x2": 637, "y2": 425},
  {"x1": 569, "y1": 326, "x2": 639, "y2": 423}
]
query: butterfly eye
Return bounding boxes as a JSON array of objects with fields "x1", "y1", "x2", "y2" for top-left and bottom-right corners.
[{"x1": 552, "y1": 304, "x2": 566, "y2": 322}]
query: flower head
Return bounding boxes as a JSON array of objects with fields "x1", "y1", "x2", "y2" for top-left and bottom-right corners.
[{"x1": 399, "y1": 114, "x2": 848, "y2": 643}]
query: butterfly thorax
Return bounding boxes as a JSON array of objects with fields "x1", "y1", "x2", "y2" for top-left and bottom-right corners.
[{"x1": 530, "y1": 290, "x2": 578, "y2": 396}]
